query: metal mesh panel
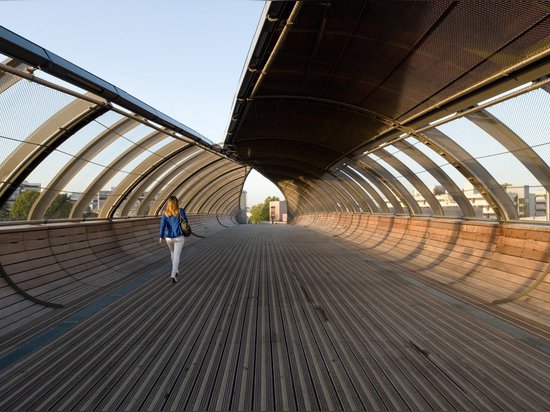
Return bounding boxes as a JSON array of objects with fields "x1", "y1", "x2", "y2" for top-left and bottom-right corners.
[
  {"x1": 27, "y1": 112, "x2": 122, "y2": 183},
  {"x1": 111, "y1": 138, "x2": 172, "y2": 187},
  {"x1": 384, "y1": 145, "x2": 438, "y2": 215},
  {"x1": 438, "y1": 118, "x2": 537, "y2": 184},
  {"x1": 0, "y1": 80, "x2": 80, "y2": 221},
  {"x1": 405, "y1": 139, "x2": 468, "y2": 218},
  {"x1": 483, "y1": 87, "x2": 550, "y2": 221},
  {"x1": 366, "y1": 153, "x2": 410, "y2": 212},
  {"x1": 338, "y1": 169, "x2": 379, "y2": 213},
  {"x1": 0, "y1": 81, "x2": 76, "y2": 159},
  {"x1": 487, "y1": 88, "x2": 550, "y2": 163},
  {"x1": 22, "y1": 111, "x2": 123, "y2": 219},
  {"x1": 0, "y1": 68, "x2": 239, "y2": 222},
  {"x1": 346, "y1": 164, "x2": 395, "y2": 214},
  {"x1": 116, "y1": 148, "x2": 204, "y2": 217},
  {"x1": 404, "y1": 2, "x2": 550, "y2": 120},
  {"x1": 387, "y1": 144, "x2": 439, "y2": 189}
]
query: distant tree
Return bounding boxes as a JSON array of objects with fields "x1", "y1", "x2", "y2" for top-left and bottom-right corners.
[
  {"x1": 248, "y1": 196, "x2": 280, "y2": 224},
  {"x1": 433, "y1": 185, "x2": 446, "y2": 196},
  {"x1": 249, "y1": 203, "x2": 264, "y2": 224},
  {"x1": 82, "y1": 207, "x2": 98, "y2": 219},
  {"x1": 10, "y1": 190, "x2": 39, "y2": 220},
  {"x1": 263, "y1": 196, "x2": 279, "y2": 207},
  {"x1": 45, "y1": 194, "x2": 73, "y2": 219}
]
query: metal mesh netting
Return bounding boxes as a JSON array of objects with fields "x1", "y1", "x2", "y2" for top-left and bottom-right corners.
[
  {"x1": 0, "y1": 65, "x2": 242, "y2": 223},
  {"x1": 353, "y1": 83, "x2": 550, "y2": 221}
]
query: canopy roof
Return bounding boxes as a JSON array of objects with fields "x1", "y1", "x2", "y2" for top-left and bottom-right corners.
[{"x1": 225, "y1": 1, "x2": 550, "y2": 219}]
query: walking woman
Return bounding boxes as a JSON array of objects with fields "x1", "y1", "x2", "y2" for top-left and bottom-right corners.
[{"x1": 159, "y1": 196, "x2": 188, "y2": 283}]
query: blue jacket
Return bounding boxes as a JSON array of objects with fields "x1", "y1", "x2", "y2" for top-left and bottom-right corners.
[{"x1": 159, "y1": 208, "x2": 188, "y2": 239}]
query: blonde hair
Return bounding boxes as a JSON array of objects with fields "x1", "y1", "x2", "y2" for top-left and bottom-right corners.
[{"x1": 164, "y1": 196, "x2": 179, "y2": 217}]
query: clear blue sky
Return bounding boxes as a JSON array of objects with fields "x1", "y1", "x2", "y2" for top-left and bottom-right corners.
[{"x1": 1, "y1": 0, "x2": 283, "y2": 207}]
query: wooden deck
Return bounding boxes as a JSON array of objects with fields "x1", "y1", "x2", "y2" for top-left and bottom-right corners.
[{"x1": 0, "y1": 224, "x2": 549, "y2": 411}]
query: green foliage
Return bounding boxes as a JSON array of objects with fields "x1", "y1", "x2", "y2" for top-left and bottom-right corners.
[
  {"x1": 83, "y1": 207, "x2": 98, "y2": 219},
  {"x1": 10, "y1": 191, "x2": 74, "y2": 220},
  {"x1": 248, "y1": 196, "x2": 280, "y2": 224},
  {"x1": 248, "y1": 203, "x2": 264, "y2": 224},
  {"x1": 264, "y1": 196, "x2": 279, "y2": 207},
  {"x1": 10, "y1": 190, "x2": 39, "y2": 220},
  {"x1": 45, "y1": 194, "x2": 73, "y2": 219}
]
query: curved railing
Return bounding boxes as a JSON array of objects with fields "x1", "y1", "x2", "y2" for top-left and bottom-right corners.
[
  {"x1": 293, "y1": 212, "x2": 550, "y2": 328},
  {"x1": 0, "y1": 214, "x2": 236, "y2": 336}
]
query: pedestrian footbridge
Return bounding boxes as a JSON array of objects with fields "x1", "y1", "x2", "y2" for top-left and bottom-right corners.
[{"x1": 1, "y1": 2, "x2": 550, "y2": 410}]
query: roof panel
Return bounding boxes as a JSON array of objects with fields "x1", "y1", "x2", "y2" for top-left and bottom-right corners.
[{"x1": 226, "y1": 0, "x2": 550, "y2": 220}]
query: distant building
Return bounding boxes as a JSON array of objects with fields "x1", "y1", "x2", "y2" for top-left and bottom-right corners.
[
  {"x1": 533, "y1": 191, "x2": 550, "y2": 219},
  {"x1": 12, "y1": 181, "x2": 41, "y2": 197},
  {"x1": 515, "y1": 185, "x2": 550, "y2": 220},
  {"x1": 91, "y1": 188, "x2": 116, "y2": 213},
  {"x1": 241, "y1": 190, "x2": 247, "y2": 209},
  {"x1": 269, "y1": 200, "x2": 287, "y2": 223},
  {"x1": 411, "y1": 182, "x2": 550, "y2": 220},
  {"x1": 69, "y1": 192, "x2": 81, "y2": 202},
  {"x1": 237, "y1": 190, "x2": 248, "y2": 223},
  {"x1": 412, "y1": 187, "x2": 461, "y2": 217}
]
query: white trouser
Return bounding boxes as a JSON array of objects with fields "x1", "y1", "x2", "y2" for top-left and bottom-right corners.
[{"x1": 165, "y1": 236, "x2": 185, "y2": 277}]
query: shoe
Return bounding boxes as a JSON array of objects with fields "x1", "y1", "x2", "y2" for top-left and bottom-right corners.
[{"x1": 171, "y1": 277, "x2": 177, "y2": 283}]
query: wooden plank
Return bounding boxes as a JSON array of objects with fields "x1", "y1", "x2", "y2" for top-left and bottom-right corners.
[{"x1": 1, "y1": 224, "x2": 549, "y2": 411}]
